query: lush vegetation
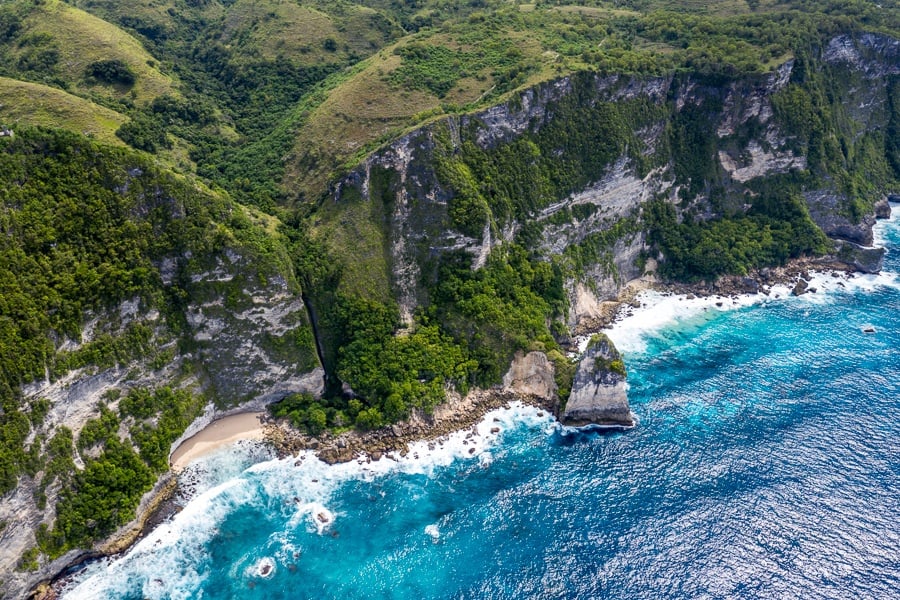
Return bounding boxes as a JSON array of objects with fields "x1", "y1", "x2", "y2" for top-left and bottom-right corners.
[
  {"x1": 85, "y1": 59, "x2": 136, "y2": 86},
  {"x1": 289, "y1": 0, "x2": 898, "y2": 430},
  {"x1": 33, "y1": 385, "x2": 203, "y2": 558},
  {"x1": 285, "y1": 235, "x2": 571, "y2": 432},
  {"x1": 0, "y1": 127, "x2": 314, "y2": 568},
  {"x1": 0, "y1": 0, "x2": 898, "y2": 577},
  {"x1": 434, "y1": 88, "x2": 663, "y2": 237},
  {"x1": 36, "y1": 438, "x2": 154, "y2": 558},
  {"x1": 644, "y1": 187, "x2": 830, "y2": 280},
  {"x1": 0, "y1": 127, "x2": 225, "y2": 393}
]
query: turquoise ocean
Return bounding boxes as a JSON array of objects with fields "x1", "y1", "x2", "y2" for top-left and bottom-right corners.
[{"x1": 62, "y1": 207, "x2": 900, "y2": 599}]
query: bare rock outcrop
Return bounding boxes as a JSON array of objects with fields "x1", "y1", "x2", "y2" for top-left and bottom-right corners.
[
  {"x1": 502, "y1": 351, "x2": 557, "y2": 401},
  {"x1": 874, "y1": 196, "x2": 893, "y2": 220},
  {"x1": 561, "y1": 334, "x2": 634, "y2": 428}
]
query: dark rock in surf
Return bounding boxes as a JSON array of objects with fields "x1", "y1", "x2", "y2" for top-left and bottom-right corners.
[{"x1": 874, "y1": 196, "x2": 892, "y2": 219}]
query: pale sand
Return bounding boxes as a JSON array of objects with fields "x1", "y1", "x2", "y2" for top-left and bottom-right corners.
[{"x1": 169, "y1": 412, "x2": 266, "y2": 471}]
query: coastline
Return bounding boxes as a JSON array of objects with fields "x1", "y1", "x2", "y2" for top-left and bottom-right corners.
[
  {"x1": 266, "y1": 388, "x2": 558, "y2": 465},
  {"x1": 38, "y1": 413, "x2": 268, "y2": 599},
  {"x1": 43, "y1": 213, "x2": 897, "y2": 597},
  {"x1": 260, "y1": 248, "x2": 886, "y2": 466}
]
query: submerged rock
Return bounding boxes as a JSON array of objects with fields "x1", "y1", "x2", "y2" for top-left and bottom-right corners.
[{"x1": 560, "y1": 334, "x2": 634, "y2": 428}]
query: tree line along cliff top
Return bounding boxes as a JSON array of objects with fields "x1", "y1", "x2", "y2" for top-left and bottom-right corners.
[{"x1": 0, "y1": 0, "x2": 895, "y2": 208}]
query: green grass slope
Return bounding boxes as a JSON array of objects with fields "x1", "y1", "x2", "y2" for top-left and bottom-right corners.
[
  {"x1": 283, "y1": 0, "x2": 877, "y2": 202},
  {"x1": 0, "y1": 76, "x2": 126, "y2": 145},
  {"x1": 0, "y1": 0, "x2": 179, "y2": 107}
]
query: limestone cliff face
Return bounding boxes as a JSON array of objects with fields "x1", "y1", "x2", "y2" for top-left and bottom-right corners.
[
  {"x1": 560, "y1": 334, "x2": 634, "y2": 428},
  {"x1": 177, "y1": 252, "x2": 324, "y2": 405},
  {"x1": 321, "y1": 33, "x2": 899, "y2": 334},
  {"x1": 6, "y1": 31, "x2": 898, "y2": 599},
  {"x1": 2, "y1": 210, "x2": 322, "y2": 599}
]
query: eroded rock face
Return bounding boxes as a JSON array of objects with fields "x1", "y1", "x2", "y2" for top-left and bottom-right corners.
[
  {"x1": 561, "y1": 334, "x2": 634, "y2": 428},
  {"x1": 502, "y1": 351, "x2": 557, "y2": 401},
  {"x1": 327, "y1": 34, "x2": 899, "y2": 340},
  {"x1": 832, "y1": 240, "x2": 885, "y2": 274},
  {"x1": 804, "y1": 190, "x2": 878, "y2": 246}
]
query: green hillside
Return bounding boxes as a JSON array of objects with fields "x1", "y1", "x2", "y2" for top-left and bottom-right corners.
[
  {"x1": 0, "y1": 0, "x2": 179, "y2": 107},
  {"x1": 281, "y1": 0, "x2": 897, "y2": 202},
  {"x1": 0, "y1": 76, "x2": 126, "y2": 145}
]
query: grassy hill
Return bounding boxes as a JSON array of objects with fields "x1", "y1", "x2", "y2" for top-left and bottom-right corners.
[
  {"x1": 0, "y1": 77, "x2": 126, "y2": 146},
  {"x1": 0, "y1": 0, "x2": 179, "y2": 108},
  {"x1": 217, "y1": 0, "x2": 400, "y2": 65},
  {"x1": 0, "y1": 0, "x2": 893, "y2": 201},
  {"x1": 278, "y1": 0, "x2": 812, "y2": 202}
]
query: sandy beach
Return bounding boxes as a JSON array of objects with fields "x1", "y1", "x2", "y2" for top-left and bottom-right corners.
[{"x1": 169, "y1": 412, "x2": 267, "y2": 471}]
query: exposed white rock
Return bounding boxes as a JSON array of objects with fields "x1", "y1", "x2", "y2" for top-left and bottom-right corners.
[
  {"x1": 717, "y1": 61, "x2": 792, "y2": 137},
  {"x1": 539, "y1": 160, "x2": 669, "y2": 256},
  {"x1": 718, "y1": 141, "x2": 807, "y2": 183},
  {"x1": 502, "y1": 351, "x2": 557, "y2": 401},
  {"x1": 561, "y1": 334, "x2": 634, "y2": 427},
  {"x1": 571, "y1": 283, "x2": 605, "y2": 324},
  {"x1": 472, "y1": 78, "x2": 573, "y2": 148}
]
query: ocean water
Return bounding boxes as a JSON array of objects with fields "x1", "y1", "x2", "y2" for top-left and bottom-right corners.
[{"x1": 62, "y1": 209, "x2": 900, "y2": 600}]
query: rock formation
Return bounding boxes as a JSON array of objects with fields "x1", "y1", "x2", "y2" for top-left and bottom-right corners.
[{"x1": 561, "y1": 334, "x2": 635, "y2": 428}]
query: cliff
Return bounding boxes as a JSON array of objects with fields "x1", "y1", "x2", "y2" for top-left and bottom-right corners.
[
  {"x1": 331, "y1": 35, "x2": 892, "y2": 295},
  {"x1": 308, "y1": 32, "x2": 899, "y2": 403},
  {"x1": 0, "y1": 130, "x2": 322, "y2": 598},
  {"x1": 2, "y1": 27, "x2": 899, "y2": 600}
]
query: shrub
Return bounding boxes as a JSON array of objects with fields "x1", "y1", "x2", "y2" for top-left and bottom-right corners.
[
  {"x1": 116, "y1": 115, "x2": 170, "y2": 153},
  {"x1": 85, "y1": 59, "x2": 136, "y2": 85}
]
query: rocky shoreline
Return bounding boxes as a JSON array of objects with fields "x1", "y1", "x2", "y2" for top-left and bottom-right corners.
[
  {"x1": 38, "y1": 389, "x2": 557, "y2": 598},
  {"x1": 265, "y1": 388, "x2": 558, "y2": 465},
  {"x1": 260, "y1": 244, "x2": 878, "y2": 466},
  {"x1": 36, "y1": 227, "x2": 890, "y2": 599}
]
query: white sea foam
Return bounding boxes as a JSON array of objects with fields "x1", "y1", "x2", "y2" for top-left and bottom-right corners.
[
  {"x1": 62, "y1": 207, "x2": 900, "y2": 599},
  {"x1": 873, "y1": 201, "x2": 899, "y2": 248},
  {"x1": 60, "y1": 403, "x2": 556, "y2": 599},
  {"x1": 291, "y1": 502, "x2": 335, "y2": 535},
  {"x1": 602, "y1": 203, "x2": 900, "y2": 355},
  {"x1": 249, "y1": 556, "x2": 276, "y2": 579},
  {"x1": 424, "y1": 523, "x2": 440, "y2": 542},
  {"x1": 62, "y1": 475, "x2": 257, "y2": 600},
  {"x1": 599, "y1": 290, "x2": 771, "y2": 354},
  {"x1": 177, "y1": 440, "x2": 273, "y2": 500}
]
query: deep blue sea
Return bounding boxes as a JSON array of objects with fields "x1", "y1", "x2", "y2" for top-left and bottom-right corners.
[{"x1": 64, "y1": 208, "x2": 900, "y2": 600}]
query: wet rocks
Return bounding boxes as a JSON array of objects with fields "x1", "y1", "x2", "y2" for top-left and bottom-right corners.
[
  {"x1": 874, "y1": 196, "x2": 892, "y2": 219},
  {"x1": 268, "y1": 388, "x2": 554, "y2": 466},
  {"x1": 833, "y1": 240, "x2": 885, "y2": 274}
]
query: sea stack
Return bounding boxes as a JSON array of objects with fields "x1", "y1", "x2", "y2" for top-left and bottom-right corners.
[{"x1": 561, "y1": 333, "x2": 635, "y2": 428}]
